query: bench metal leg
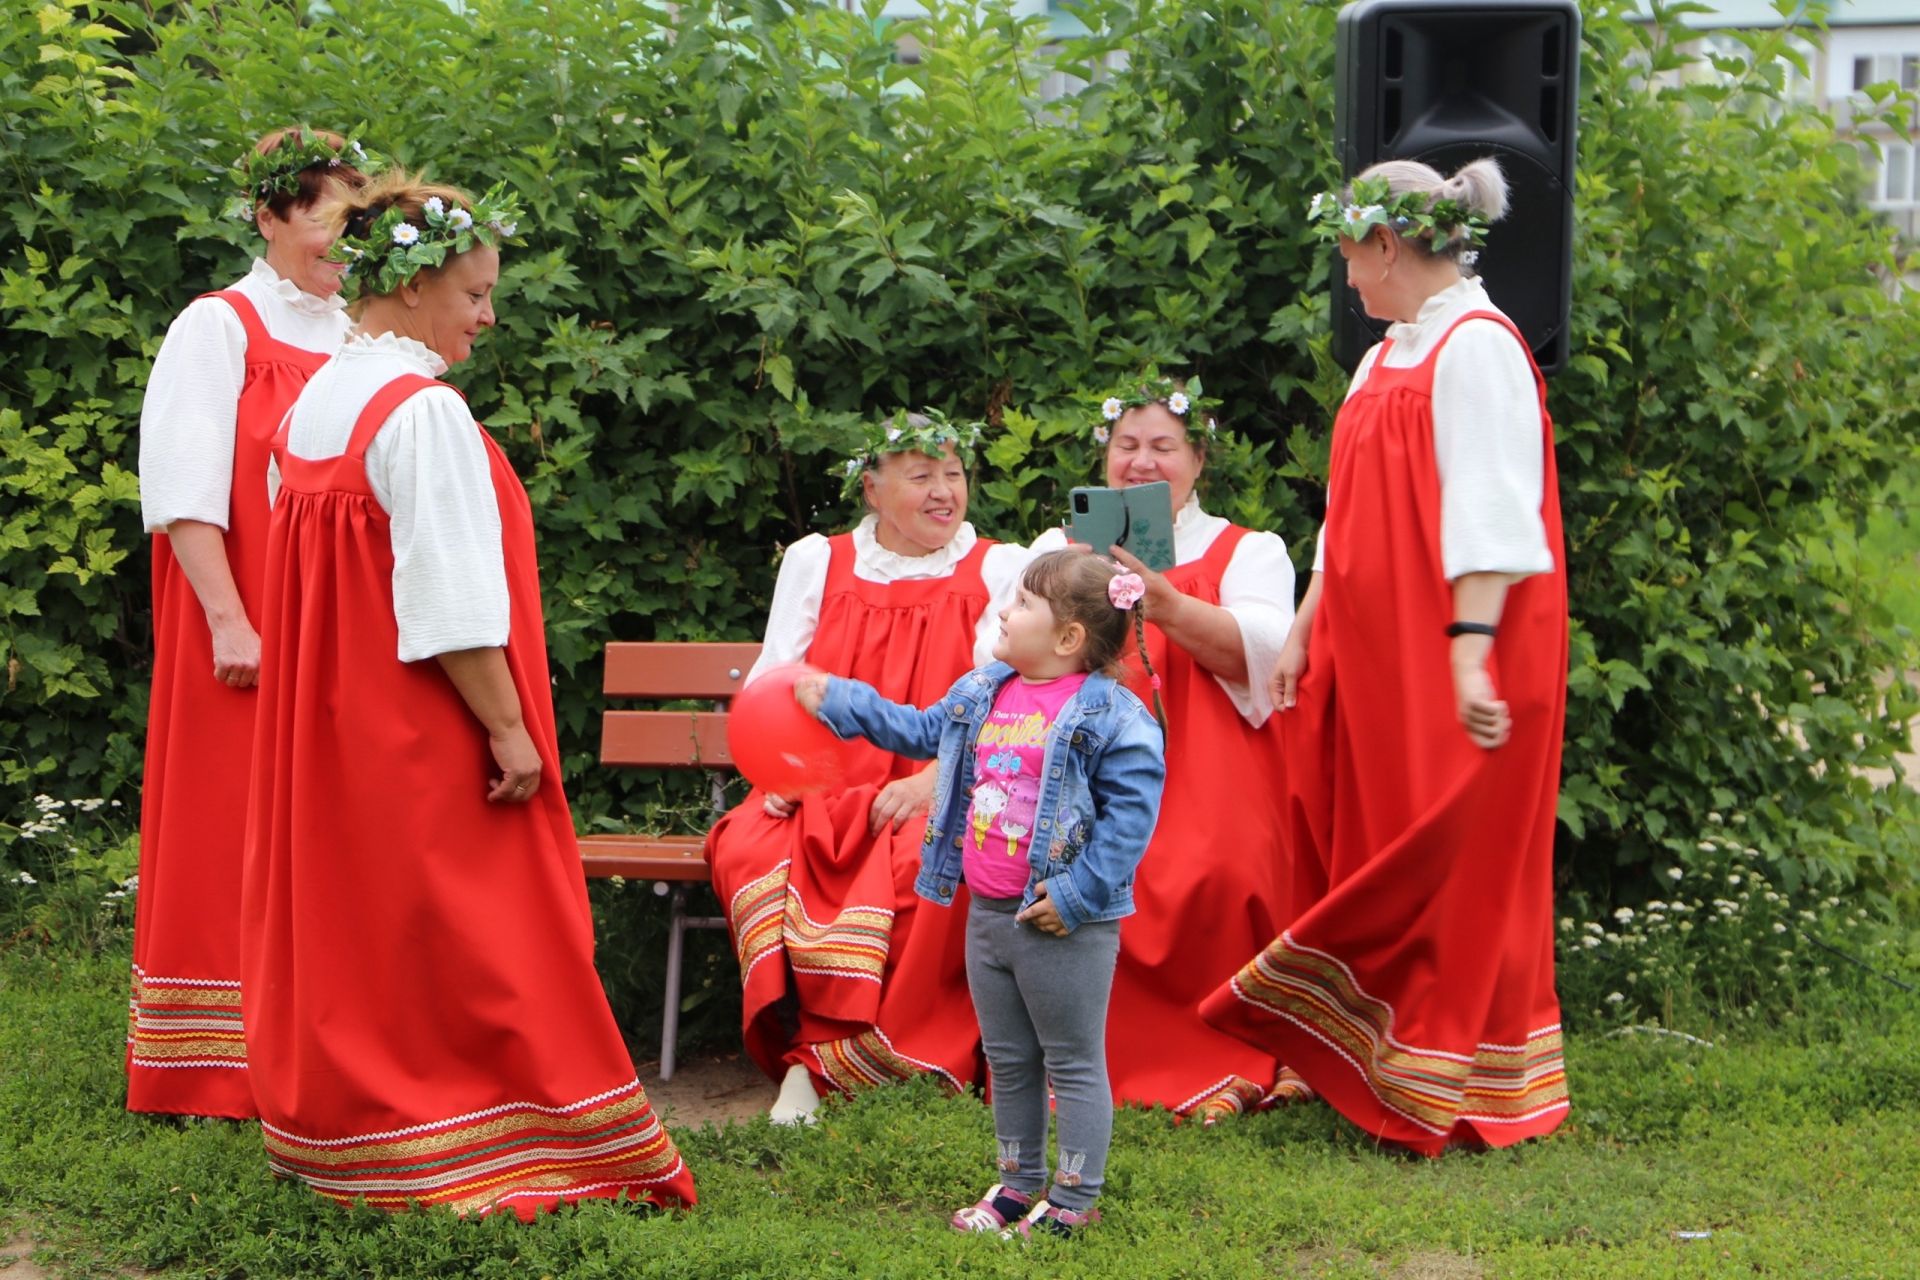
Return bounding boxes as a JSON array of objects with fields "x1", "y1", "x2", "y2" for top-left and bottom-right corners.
[
  {"x1": 655, "y1": 881, "x2": 729, "y2": 1084},
  {"x1": 661, "y1": 885, "x2": 688, "y2": 1082}
]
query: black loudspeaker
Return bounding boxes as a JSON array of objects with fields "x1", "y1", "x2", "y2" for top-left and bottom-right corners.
[{"x1": 1331, "y1": 0, "x2": 1581, "y2": 374}]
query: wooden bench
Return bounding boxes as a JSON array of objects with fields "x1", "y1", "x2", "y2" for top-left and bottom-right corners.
[{"x1": 580, "y1": 641, "x2": 761, "y2": 1080}]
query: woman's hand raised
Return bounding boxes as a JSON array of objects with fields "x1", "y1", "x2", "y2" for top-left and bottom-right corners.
[{"x1": 1105, "y1": 544, "x2": 1182, "y2": 624}]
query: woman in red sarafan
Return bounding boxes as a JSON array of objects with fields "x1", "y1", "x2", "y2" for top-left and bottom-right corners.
[
  {"x1": 129, "y1": 128, "x2": 368, "y2": 1119},
  {"x1": 1202, "y1": 156, "x2": 1571, "y2": 1155},
  {"x1": 241, "y1": 170, "x2": 693, "y2": 1217},
  {"x1": 705, "y1": 412, "x2": 1026, "y2": 1123},
  {"x1": 1028, "y1": 379, "x2": 1300, "y2": 1124}
]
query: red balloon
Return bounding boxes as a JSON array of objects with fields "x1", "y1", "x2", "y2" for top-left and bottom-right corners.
[{"x1": 727, "y1": 662, "x2": 848, "y2": 797}]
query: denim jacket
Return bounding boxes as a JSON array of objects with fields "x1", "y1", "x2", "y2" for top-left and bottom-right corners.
[{"x1": 818, "y1": 662, "x2": 1166, "y2": 933}]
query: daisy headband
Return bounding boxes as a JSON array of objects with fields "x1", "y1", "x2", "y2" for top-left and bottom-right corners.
[
  {"x1": 229, "y1": 130, "x2": 383, "y2": 218},
  {"x1": 328, "y1": 182, "x2": 526, "y2": 297},
  {"x1": 1092, "y1": 372, "x2": 1221, "y2": 446},
  {"x1": 1305, "y1": 175, "x2": 1489, "y2": 252},
  {"x1": 835, "y1": 407, "x2": 986, "y2": 502}
]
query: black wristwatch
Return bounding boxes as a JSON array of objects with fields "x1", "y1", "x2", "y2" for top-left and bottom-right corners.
[{"x1": 1445, "y1": 621, "x2": 1498, "y2": 639}]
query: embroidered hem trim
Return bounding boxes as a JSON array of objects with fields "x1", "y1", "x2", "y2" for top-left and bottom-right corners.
[
  {"x1": 261, "y1": 1078, "x2": 687, "y2": 1216},
  {"x1": 1175, "y1": 1074, "x2": 1266, "y2": 1122},
  {"x1": 729, "y1": 861, "x2": 790, "y2": 985},
  {"x1": 807, "y1": 1028, "x2": 962, "y2": 1098},
  {"x1": 784, "y1": 886, "x2": 892, "y2": 984},
  {"x1": 1225, "y1": 932, "x2": 1569, "y2": 1135},
  {"x1": 127, "y1": 965, "x2": 247, "y2": 1069}
]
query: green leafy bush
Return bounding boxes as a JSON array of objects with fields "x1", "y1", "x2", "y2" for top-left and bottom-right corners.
[{"x1": 2, "y1": 0, "x2": 1915, "y2": 1038}]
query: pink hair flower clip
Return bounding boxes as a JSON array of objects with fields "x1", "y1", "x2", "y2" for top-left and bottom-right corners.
[{"x1": 1108, "y1": 572, "x2": 1146, "y2": 610}]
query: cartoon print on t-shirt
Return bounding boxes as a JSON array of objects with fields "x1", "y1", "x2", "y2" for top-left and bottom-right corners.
[{"x1": 971, "y1": 782, "x2": 1009, "y2": 850}]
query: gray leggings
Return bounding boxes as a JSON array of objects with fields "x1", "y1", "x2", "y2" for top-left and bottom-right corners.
[{"x1": 965, "y1": 894, "x2": 1122, "y2": 1213}]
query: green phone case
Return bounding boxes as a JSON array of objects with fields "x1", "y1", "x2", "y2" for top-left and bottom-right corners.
[{"x1": 1066, "y1": 480, "x2": 1175, "y2": 572}]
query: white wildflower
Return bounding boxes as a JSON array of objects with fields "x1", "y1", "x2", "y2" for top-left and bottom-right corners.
[
  {"x1": 1604, "y1": 992, "x2": 1625, "y2": 1005},
  {"x1": 12, "y1": 871, "x2": 34, "y2": 886},
  {"x1": 1667, "y1": 867, "x2": 1685, "y2": 882},
  {"x1": 1580, "y1": 935, "x2": 1601, "y2": 948},
  {"x1": 1728, "y1": 875, "x2": 1742, "y2": 887},
  {"x1": 424, "y1": 196, "x2": 446, "y2": 216},
  {"x1": 1558, "y1": 917, "x2": 1575, "y2": 932},
  {"x1": 1708, "y1": 811, "x2": 1723, "y2": 824},
  {"x1": 1308, "y1": 192, "x2": 1330, "y2": 218},
  {"x1": 1167, "y1": 392, "x2": 1191, "y2": 416},
  {"x1": 391, "y1": 223, "x2": 420, "y2": 246},
  {"x1": 1613, "y1": 906, "x2": 1635, "y2": 923},
  {"x1": 1772, "y1": 922, "x2": 1787, "y2": 934},
  {"x1": 886, "y1": 427, "x2": 903, "y2": 443},
  {"x1": 1093, "y1": 425, "x2": 1111, "y2": 445},
  {"x1": 1696, "y1": 841, "x2": 1716, "y2": 853},
  {"x1": 1101, "y1": 397, "x2": 1125, "y2": 422},
  {"x1": 1584, "y1": 921, "x2": 1605, "y2": 935}
]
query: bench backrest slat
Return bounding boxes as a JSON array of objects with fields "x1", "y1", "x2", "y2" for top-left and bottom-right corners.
[
  {"x1": 600, "y1": 710, "x2": 734, "y2": 769},
  {"x1": 603, "y1": 642, "x2": 761, "y2": 700}
]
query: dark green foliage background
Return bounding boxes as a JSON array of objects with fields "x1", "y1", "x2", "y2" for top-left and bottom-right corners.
[{"x1": 3, "y1": 0, "x2": 1915, "y2": 1039}]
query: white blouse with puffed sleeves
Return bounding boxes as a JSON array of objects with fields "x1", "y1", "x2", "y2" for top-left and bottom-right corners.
[
  {"x1": 747, "y1": 515, "x2": 1028, "y2": 685},
  {"x1": 270, "y1": 332, "x2": 511, "y2": 664},
  {"x1": 139, "y1": 258, "x2": 351, "y2": 532},
  {"x1": 1312, "y1": 276, "x2": 1554, "y2": 582}
]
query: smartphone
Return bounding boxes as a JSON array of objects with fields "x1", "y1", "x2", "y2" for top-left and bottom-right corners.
[{"x1": 1067, "y1": 480, "x2": 1175, "y2": 572}]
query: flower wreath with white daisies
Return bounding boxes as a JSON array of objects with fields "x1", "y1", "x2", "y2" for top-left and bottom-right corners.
[
  {"x1": 1306, "y1": 175, "x2": 1488, "y2": 261},
  {"x1": 328, "y1": 183, "x2": 525, "y2": 297},
  {"x1": 1092, "y1": 372, "x2": 1221, "y2": 446},
  {"x1": 835, "y1": 407, "x2": 986, "y2": 502}
]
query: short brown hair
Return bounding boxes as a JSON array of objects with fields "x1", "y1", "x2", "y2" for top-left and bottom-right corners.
[{"x1": 249, "y1": 128, "x2": 369, "y2": 220}]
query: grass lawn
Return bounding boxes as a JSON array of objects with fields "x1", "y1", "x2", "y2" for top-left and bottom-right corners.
[{"x1": 3, "y1": 946, "x2": 1918, "y2": 1278}]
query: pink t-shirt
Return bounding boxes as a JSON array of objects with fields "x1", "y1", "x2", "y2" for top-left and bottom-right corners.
[{"x1": 963, "y1": 672, "x2": 1090, "y2": 899}]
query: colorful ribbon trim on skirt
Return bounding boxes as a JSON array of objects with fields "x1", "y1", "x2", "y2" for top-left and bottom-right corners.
[
  {"x1": 1227, "y1": 933, "x2": 1569, "y2": 1134},
  {"x1": 127, "y1": 966, "x2": 248, "y2": 1070},
  {"x1": 261, "y1": 1079, "x2": 687, "y2": 1217}
]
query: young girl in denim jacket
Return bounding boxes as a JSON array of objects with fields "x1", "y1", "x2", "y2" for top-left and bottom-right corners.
[{"x1": 795, "y1": 550, "x2": 1166, "y2": 1238}]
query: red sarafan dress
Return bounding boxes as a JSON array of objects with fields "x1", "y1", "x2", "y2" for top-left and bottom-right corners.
[
  {"x1": 1202, "y1": 311, "x2": 1571, "y2": 1155},
  {"x1": 130, "y1": 291, "x2": 323, "y2": 1119},
  {"x1": 1105, "y1": 525, "x2": 1295, "y2": 1122},
  {"x1": 242, "y1": 374, "x2": 695, "y2": 1218},
  {"x1": 706, "y1": 535, "x2": 992, "y2": 1096}
]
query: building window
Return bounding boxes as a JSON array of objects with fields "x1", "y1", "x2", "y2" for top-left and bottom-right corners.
[
  {"x1": 1852, "y1": 52, "x2": 1920, "y2": 94},
  {"x1": 1887, "y1": 143, "x2": 1913, "y2": 204}
]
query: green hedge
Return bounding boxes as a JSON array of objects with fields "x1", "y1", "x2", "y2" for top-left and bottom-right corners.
[{"x1": 3, "y1": 0, "x2": 1915, "y2": 985}]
